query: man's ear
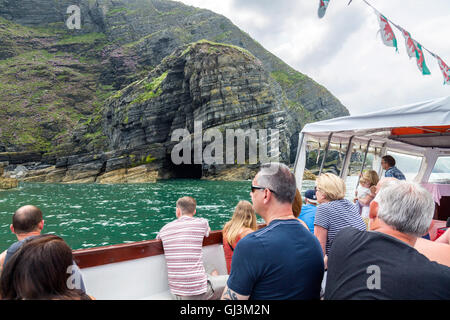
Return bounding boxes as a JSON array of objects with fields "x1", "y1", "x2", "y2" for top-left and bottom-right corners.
[
  {"x1": 38, "y1": 220, "x2": 44, "y2": 231},
  {"x1": 193, "y1": 209, "x2": 196, "y2": 216},
  {"x1": 369, "y1": 201, "x2": 379, "y2": 220},
  {"x1": 263, "y1": 189, "x2": 272, "y2": 204},
  {"x1": 176, "y1": 207, "x2": 180, "y2": 218},
  {"x1": 10, "y1": 224, "x2": 14, "y2": 234}
]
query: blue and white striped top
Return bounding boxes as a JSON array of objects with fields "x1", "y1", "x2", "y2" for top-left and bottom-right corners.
[{"x1": 314, "y1": 199, "x2": 366, "y2": 255}]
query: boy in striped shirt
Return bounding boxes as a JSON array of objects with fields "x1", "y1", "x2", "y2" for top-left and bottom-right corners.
[{"x1": 156, "y1": 196, "x2": 227, "y2": 299}]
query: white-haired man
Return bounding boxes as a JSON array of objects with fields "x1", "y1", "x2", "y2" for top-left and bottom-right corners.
[{"x1": 324, "y1": 180, "x2": 450, "y2": 299}]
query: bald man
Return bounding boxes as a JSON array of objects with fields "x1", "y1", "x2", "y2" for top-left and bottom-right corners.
[
  {"x1": 0, "y1": 205, "x2": 45, "y2": 269},
  {"x1": 0, "y1": 205, "x2": 86, "y2": 292}
]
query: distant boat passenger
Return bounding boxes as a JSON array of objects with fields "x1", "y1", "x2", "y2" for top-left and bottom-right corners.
[
  {"x1": 298, "y1": 189, "x2": 317, "y2": 233},
  {"x1": 292, "y1": 189, "x2": 311, "y2": 231},
  {"x1": 355, "y1": 170, "x2": 379, "y2": 227},
  {"x1": 222, "y1": 200, "x2": 257, "y2": 274},
  {"x1": 381, "y1": 155, "x2": 406, "y2": 180}
]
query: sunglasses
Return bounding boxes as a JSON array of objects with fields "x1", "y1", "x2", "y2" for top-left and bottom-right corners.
[{"x1": 251, "y1": 185, "x2": 277, "y2": 194}]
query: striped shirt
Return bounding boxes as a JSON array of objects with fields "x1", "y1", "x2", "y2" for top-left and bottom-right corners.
[
  {"x1": 314, "y1": 199, "x2": 366, "y2": 255},
  {"x1": 156, "y1": 216, "x2": 210, "y2": 296}
]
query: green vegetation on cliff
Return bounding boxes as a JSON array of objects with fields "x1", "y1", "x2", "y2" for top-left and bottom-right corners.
[
  {"x1": 181, "y1": 39, "x2": 255, "y2": 59},
  {"x1": 131, "y1": 71, "x2": 168, "y2": 105},
  {"x1": 0, "y1": 0, "x2": 349, "y2": 160}
]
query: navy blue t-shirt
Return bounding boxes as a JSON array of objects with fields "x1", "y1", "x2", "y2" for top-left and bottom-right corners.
[{"x1": 227, "y1": 219, "x2": 324, "y2": 300}]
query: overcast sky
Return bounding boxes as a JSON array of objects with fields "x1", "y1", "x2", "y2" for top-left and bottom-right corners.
[{"x1": 177, "y1": 0, "x2": 450, "y2": 115}]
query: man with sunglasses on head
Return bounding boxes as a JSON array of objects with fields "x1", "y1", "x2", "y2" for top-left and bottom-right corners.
[{"x1": 221, "y1": 163, "x2": 324, "y2": 300}]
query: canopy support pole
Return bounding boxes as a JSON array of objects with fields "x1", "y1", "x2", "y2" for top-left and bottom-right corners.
[
  {"x1": 293, "y1": 132, "x2": 307, "y2": 191},
  {"x1": 356, "y1": 139, "x2": 372, "y2": 189},
  {"x1": 319, "y1": 133, "x2": 333, "y2": 175},
  {"x1": 377, "y1": 142, "x2": 387, "y2": 178},
  {"x1": 293, "y1": 132, "x2": 305, "y2": 173},
  {"x1": 339, "y1": 135, "x2": 355, "y2": 181}
]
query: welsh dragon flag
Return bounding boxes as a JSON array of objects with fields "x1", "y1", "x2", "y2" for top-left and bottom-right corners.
[
  {"x1": 433, "y1": 55, "x2": 450, "y2": 85},
  {"x1": 413, "y1": 41, "x2": 431, "y2": 75},
  {"x1": 376, "y1": 13, "x2": 397, "y2": 51},
  {"x1": 401, "y1": 28, "x2": 431, "y2": 75},
  {"x1": 318, "y1": 0, "x2": 330, "y2": 18},
  {"x1": 401, "y1": 28, "x2": 417, "y2": 58}
]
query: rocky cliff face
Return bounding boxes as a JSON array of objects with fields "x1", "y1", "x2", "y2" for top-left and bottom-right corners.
[
  {"x1": 105, "y1": 40, "x2": 289, "y2": 178},
  {"x1": 0, "y1": 0, "x2": 349, "y2": 182}
]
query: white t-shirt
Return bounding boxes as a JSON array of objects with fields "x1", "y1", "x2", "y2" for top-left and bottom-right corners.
[
  {"x1": 356, "y1": 185, "x2": 370, "y2": 200},
  {"x1": 357, "y1": 186, "x2": 371, "y2": 219}
]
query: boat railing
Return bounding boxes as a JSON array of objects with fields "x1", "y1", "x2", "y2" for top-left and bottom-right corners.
[{"x1": 73, "y1": 229, "x2": 223, "y2": 269}]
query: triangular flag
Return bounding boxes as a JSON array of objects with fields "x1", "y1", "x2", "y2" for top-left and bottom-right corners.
[
  {"x1": 401, "y1": 28, "x2": 430, "y2": 75},
  {"x1": 400, "y1": 28, "x2": 416, "y2": 59},
  {"x1": 435, "y1": 55, "x2": 450, "y2": 85},
  {"x1": 413, "y1": 41, "x2": 431, "y2": 75},
  {"x1": 318, "y1": 0, "x2": 330, "y2": 19},
  {"x1": 376, "y1": 13, "x2": 398, "y2": 51}
]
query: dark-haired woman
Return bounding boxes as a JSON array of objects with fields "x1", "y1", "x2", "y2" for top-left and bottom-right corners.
[{"x1": 0, "y1": 234, "x2": 94, "y2": 300}]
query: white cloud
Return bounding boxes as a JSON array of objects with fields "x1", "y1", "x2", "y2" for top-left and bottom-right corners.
[{"x1": 177, "y1": 0, "x2": 450, "y2": 115}]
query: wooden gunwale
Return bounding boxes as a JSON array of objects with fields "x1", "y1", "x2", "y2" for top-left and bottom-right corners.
[{"x1": 73, "y1": 230, "x2": 223, "y2": 269}]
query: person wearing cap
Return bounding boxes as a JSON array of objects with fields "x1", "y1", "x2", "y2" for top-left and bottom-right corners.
[{"x1": 299, "y1": 189, "x2": 317, "y2": 233}]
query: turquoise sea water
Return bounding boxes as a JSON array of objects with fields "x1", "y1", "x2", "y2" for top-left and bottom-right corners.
[{"x1": 0, "y1": 178, "x2": 355, "y2": 251}]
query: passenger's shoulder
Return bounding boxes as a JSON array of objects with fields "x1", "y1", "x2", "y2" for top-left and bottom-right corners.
[
  {"x1": 335, "y1": 227, "x2": 364, "y2": 243},
  {"x1": 196, "y1": 217, "x2": 209, "y2": 224},
  {"x1": 235, "y1": 231, "x2": 260, "y2": 249},
  {"x1": 159, "y1": 219, "x2": 177, "y2": 231},
  {"x1": 316, "y1": 202, "x2": 332, "y2": 213},
  {"x1": 330, "y1": 228, "x2": 367, "y2": 257},
  {"x1": 6, "y1": 240, "x2": 23, "y2": 252}
]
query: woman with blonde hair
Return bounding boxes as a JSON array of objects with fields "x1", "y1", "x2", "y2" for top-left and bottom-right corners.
[
  {"x1": 222, "y1": 200, "x2": 257, "y2": 274},
  {"x1": 314, "y1": 173, "x2": 366, "y2": 266}
]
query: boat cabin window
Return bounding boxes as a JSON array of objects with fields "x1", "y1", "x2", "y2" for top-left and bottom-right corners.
[
  {"x1": 385, "y1": 151, "x2": 423, "y2": 181},
  {"x1": 429, "y1": 156, "x2": 450, "y2": 184}
]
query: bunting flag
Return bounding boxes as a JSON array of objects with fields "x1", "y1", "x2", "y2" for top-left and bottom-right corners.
[
  {"x1": 434, "y1": 55, "x2": 450, "y2": 84},
  {"x1": 400, "y1": 28, "x2": 417, "y2": 59},
  {"x1": 318, "y1": 0, "x2": 330, "y2": 19},
  {"x1": 318, "y1": 0, "x2": 448, "y2": 83},
  {"x1": 376, "y1": 13, "x2": 398, "y2": 51},
  {"x1": 413, "y1": 40, "x2": 431, "y2": 75},
  {"x1": 400, "y1": 28, "x2": 430, "y2": 75}
]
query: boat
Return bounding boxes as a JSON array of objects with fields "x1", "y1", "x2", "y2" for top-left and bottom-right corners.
[
  {"x1": 72, "y1": 96, "x2": 450, "y2": 300},
  {"x1": 293, "y1": 95, "x2": 450, "y2": 238}
]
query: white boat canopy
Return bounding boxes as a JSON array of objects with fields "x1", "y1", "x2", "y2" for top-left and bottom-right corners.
[{"x1": 294, "y1": 96, "x2": 450, "y2": 190}]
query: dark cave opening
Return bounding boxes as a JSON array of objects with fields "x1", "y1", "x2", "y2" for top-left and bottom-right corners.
[{"x1": 166, "y1": 162, "x2": 203, "y2": 179}]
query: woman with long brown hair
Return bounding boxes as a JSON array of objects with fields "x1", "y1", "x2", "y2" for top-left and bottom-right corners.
[
  {"x1": 222, "y1": 200, "x2": 258, "y2": 274},
  {"x1": 0, "y1": 234, "x2": 92, "y2": 300}
]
